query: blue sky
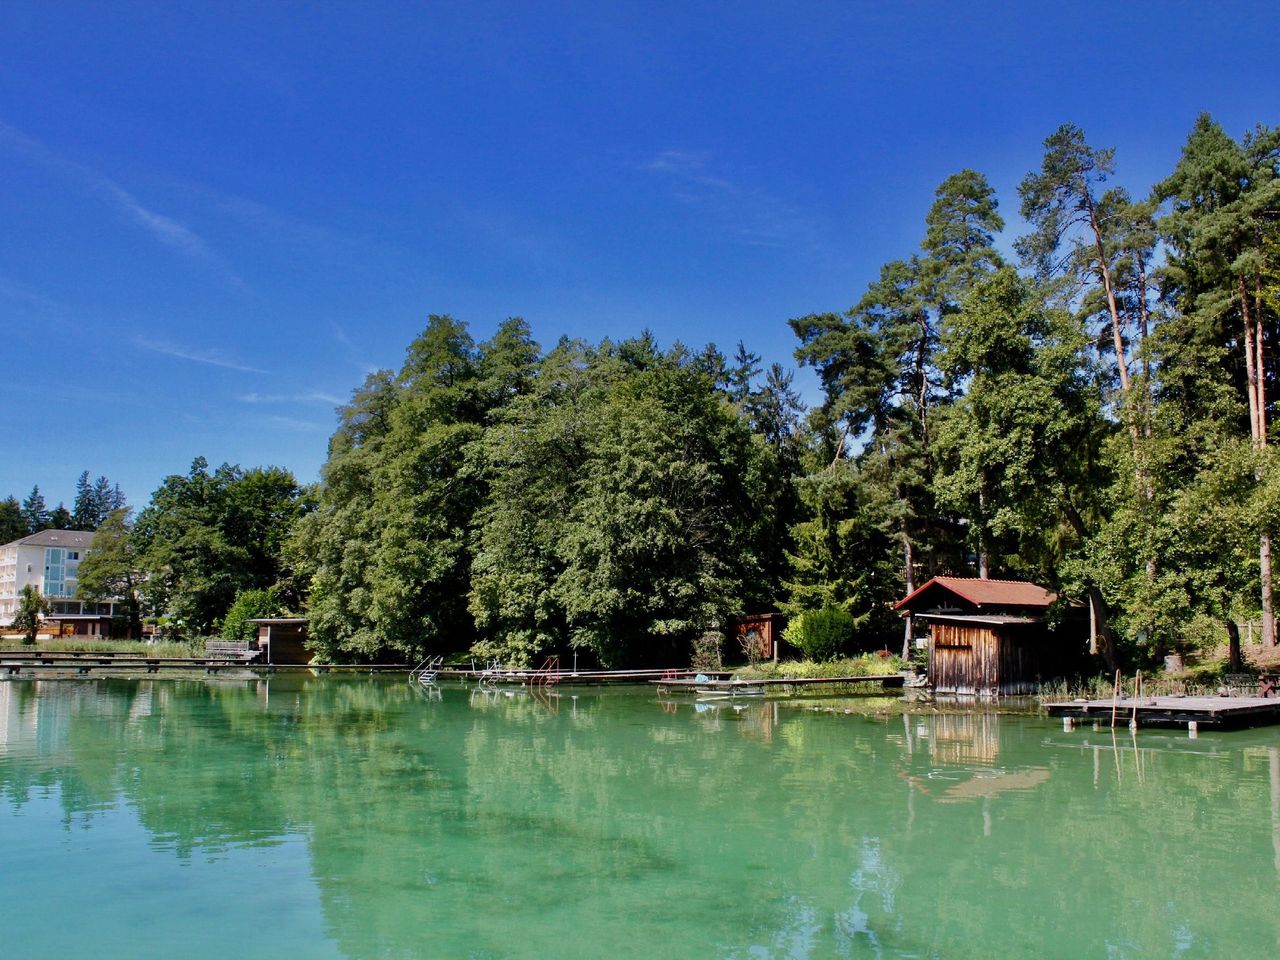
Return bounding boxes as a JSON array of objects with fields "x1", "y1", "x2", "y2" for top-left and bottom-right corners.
[{"x1": 2, "y1": 1, "x2": 1278, "y2": 510}]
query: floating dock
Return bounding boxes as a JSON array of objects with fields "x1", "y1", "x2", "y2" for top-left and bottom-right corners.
[
  {"x1": 653, "y1": 674, "x2": 907, "y2": 693},
  {"x1": 1046, "y1": 695, "x2": 1280, "y2": 730},
  {"x1": 0, "y1": 652, "x2": 724, "y2": 683}
]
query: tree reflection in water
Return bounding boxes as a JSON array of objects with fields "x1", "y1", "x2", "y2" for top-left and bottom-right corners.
[{"x1": 1, "y1": 678, "x2": 1278, "y2": 959}]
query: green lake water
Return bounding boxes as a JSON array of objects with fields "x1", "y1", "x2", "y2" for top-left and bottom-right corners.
[{"x1": 1, "y1": 677, "x2": 1278, "y2": 959}]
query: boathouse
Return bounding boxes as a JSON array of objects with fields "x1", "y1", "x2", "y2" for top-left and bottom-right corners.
[
  {"x1": 730, "y1": 613, "x2": 785, "y2": 662},
  {"x1": 246, "y1": 617, "x2": 311, "y2": 664},
  {"x1": 895, "y1": 577, "x2": 1080, "y2": 697}
]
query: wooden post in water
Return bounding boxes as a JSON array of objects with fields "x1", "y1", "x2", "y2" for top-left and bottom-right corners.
[
  {"x1": 1110, "y1": 670, "x2": 1121, "y2": 728},
  {"x1": 1129, "y1": 670, "x2": 1142, "y2": 731}
]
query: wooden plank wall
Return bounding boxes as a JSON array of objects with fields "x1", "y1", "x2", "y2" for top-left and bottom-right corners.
[
  {"x1": 929, "y1": 622, "x2": 1050, "y2": 695},
  {"x1": 931, "y1": 622, "x2": 995, "y2": 695}
]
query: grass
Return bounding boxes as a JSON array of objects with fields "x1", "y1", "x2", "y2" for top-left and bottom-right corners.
[
  {"x1": 1034, "y1": 668, "x2": 1247, "y2": 702},
  {"x1": 0, "y1": 637, "x2": 211, "y2": 658},
  {"x1": 734, "y1": 653, "x2": 906, "y2": 681}
]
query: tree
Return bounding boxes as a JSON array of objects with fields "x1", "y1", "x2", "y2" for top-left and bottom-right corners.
[
  {"x1": 220, "y1": 587, "x2": 280, "y2": 644},
  {"x1": 134, "y1": 458, "x2": 306, "y2": 636},
  {"x1": 788, "y1": 170, "x2": 1005, "y2": 656},
  {"x1": 13, "y1": 585, "x2": 49, "y2": 645},
  {"x1": 76, "y1": 508, "x2": 145, "y2": 639},
  {"x1": 1018, "y1": 124, "x2": 1137, "y2": 412},
  {"x1": 782, "y1": 459, "x2": 902, "y2": 645},
  {"x1": 1157, "y1": 114, "x2": 1280, "y2": 646},
  {"x1": 73, "y1": 471, "x2": 95, "y2": 529},
  {"x1": 551, "y1": 357, "x2": 774, "y2": 666},
  {"x1": 0, "y1": 496, "x2": 25, "y2": 543},
  {"x1": 20, "y1": 486, "x2": 48, "y2": 534},
  {"x1": 935, "y1": 267, "x2": 1118, "y2": 668},
  {"x1": 468, "y1": 339, "x2": 595, "y2": 666},
  {"x1": 293, "y1": 315, "x2": 492, "y2": 661},
  {"x1": 48, "y1": 503, "x2": 72, "y2": 529},
  {"x1": 72, "y1": 472, "x2": 125, "y2": 529}
]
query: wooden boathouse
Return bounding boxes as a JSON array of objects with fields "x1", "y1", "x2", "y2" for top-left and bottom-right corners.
[
  {"x1": 896, "y1": 577, "x2": 1081, "y2": 697},
  {"x1": 246, "y1": 617, "x2": 311, "y2": 664}
]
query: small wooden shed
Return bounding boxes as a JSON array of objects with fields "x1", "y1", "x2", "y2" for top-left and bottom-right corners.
[
  {"x1": 729, "y1": 613, "x2": 785, "y2": 662},
  {"x1": 247, "y1": 617, "x2": 311, "y2": 665},
  {"x1": 895, "y1": 577, "x2": 1077, "y2": 697}
]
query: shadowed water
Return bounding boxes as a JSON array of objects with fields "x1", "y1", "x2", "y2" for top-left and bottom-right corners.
[{"x1": 1, "y1": 677, "x2": 1278, "y2": 959}]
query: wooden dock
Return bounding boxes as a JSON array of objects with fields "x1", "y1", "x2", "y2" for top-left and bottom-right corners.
[
  {"x1": 1046, "y1": 695, "x2": 1280, "y2": 730},
  {"x1": 0, "y1": 653, "x2": 724, "y2": 683},
  {"x1": 653, "y1": 674, "x2": 907, "y2": 692}
]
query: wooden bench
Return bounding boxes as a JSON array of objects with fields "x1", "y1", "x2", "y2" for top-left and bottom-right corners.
[{"x1": 203, "y1": 641, "x2": 261, "y2": 662}]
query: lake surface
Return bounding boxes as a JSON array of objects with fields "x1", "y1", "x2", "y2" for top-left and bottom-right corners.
[{"x1": 1, "y1": 677, "x2": 1278, "y2": 959}]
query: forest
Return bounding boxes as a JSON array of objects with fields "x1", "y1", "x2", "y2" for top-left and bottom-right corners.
[{"x1": 16, "y1": 114, "x2": 1280, "y2": 672}]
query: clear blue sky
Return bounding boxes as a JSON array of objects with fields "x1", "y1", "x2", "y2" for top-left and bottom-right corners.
[{"x1": 2, "y1": 1, "x2": 1277, "y2": 509}]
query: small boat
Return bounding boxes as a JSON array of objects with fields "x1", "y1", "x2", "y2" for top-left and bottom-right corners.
[{"x1": 694, "y1": 681, "x2": 766, "y2": 700}]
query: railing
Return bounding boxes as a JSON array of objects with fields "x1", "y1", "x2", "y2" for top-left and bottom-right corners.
[
  {"x1": 409, "y1": 655, "x2": 443, "y2": 686},
  {"x1": 531, "y1": 656, "x2": 561, "y2": 688}
]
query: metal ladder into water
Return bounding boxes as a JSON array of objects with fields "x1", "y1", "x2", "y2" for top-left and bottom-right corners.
[{"x1": 409, "y1": 655, "x2": 443, "y2": 686}]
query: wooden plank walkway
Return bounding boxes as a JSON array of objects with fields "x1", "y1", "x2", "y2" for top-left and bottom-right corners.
[
  {"x1": 0, "y1": 655, "x2": 726, "y2": 683},
  {"x1": 1046, "y1": 695, "x2": 1280, "y2": 730},
  {"x1": 653, "y1": 674, "x2": 907, "y2": 691}
]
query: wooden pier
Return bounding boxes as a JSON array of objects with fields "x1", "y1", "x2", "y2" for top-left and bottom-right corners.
[
  {"x1": 653, "y1": 674, "x2": 907, "y2": 693},
  {"x1": 1046, "y1": 695, "x2": 1280, "y2": 731},
  {"x1": 0, "y1": 653, "x2": 723, "y2": 683}
]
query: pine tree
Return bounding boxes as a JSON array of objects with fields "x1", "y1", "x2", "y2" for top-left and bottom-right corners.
[
  {"x1": 72, "y1": 471, "x2": 95, "y2": 529},
  {"x1": 0, "y1": 496, "x2": 24, "y2": 543},
  {"x1": 20, "y1": 486, "x2": 48, "y2": 534}
]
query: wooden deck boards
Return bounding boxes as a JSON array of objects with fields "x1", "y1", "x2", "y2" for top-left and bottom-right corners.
[
  {"x1": 654, "y1": 674, "x2": 906, "y2": 690},
  {"x1": 1046, "y1": 695, "x2": 1280, "y2": 729}
]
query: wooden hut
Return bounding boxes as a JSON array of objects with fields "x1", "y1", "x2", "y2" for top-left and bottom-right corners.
[
  {"x1": 246, "y1": 617, "x2": 310, "y2": 665},
  {"x1": 895, "y1": 577, "x2": 1079, "y2": 697},
  {"x1": 729, "y1": 613, "x2": 785, "y2": 662}
]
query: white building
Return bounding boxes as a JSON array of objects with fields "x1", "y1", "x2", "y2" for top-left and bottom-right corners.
[{"x1": 0, "y1": 529, "x2": 117, "y2": 635}]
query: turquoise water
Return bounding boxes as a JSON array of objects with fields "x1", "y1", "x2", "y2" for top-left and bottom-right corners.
[{"x1": 1, "y1": 677, "x2": 1278, "y2": 959}]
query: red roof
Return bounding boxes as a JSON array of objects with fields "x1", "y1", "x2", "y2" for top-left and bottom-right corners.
[{"x1": 894, "y1": 576, "x2": 1057, "y2": 612}]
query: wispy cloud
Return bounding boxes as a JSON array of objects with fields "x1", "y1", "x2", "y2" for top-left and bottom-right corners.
[
  {"x1": 135, "y1": 337, "x2": 269, "y2": 374},
  {"x1": 643, "y1": 148, "x2": 825, "y2": 252},
  {"x1": 332, "y1": 321, "x2": 380, "y2": 374},
  {"x1": 645, "y1": 150, "x2": 735, "y2": 191},
  {"x1": 0, "y1": 119, "x2": 210, "y2": 258},
  {"x1": 239, "y1": 390, "x2": 344, "y2": 406}
]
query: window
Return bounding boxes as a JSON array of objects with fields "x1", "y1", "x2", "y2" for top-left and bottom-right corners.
[{"x1": 68, "y1": 552, "x2": 79, "y2": 561}]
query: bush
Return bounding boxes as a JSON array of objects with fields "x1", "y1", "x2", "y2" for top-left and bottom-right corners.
[
  {"x1": 783, "y1": 607, "x2": 854, "y2": 662},
  {"x1": 735, "y1": 654, "x2": 904, "y2": 681},
  {"x1": 692, "y1": 630, "x2": 724, "y2": 671},
  {"x1": 220, "y1": 587, "x2": 280, "y2": 644}
]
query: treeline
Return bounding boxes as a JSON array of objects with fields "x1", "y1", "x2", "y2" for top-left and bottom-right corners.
[
  {"x1": 74, "y1": 112, "x2": 1280, "y2": 671},
  {"x1": 0, "y1": 473, "x2": 127, "y2": 543},
  {"x1": 289, "y1": 320, "x2": 803, "y2": 665},
  {"x1": 788, "y1": 115, "x2": 1280, "y2": 672}
]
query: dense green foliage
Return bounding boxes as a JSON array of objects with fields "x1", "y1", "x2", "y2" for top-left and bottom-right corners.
[
  {"x1": 220, "y1": 587, "x2": 281, "y2": 644},
  {"x1": 292, "y1": 319, "x2": 779, "y2": 666},
  {"x1": 75, "y1": 508, "x2": 145, "y2": 639},
  {"x1": 132, "y1": 458, "x2": 308, "y2": 637},
  {"x1": 782, "y1": 607, "x2": 856, "y2": 662},
  {"x1": 13, "y1": 585, "x2": 49, "y2": 644}
]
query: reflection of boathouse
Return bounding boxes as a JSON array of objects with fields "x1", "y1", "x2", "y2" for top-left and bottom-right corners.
[{"x1": 896, "y1": 577, "x2": 1082, "y2": 697}]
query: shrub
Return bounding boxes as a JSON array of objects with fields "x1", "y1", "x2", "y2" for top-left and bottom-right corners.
[
  {"x1": 220, "y1": 587, "x2": 280, "y2": 644},
  {"x1": 783, "y1": 607, "x2": 854, "y2": 662},
  {"x1": 692, "y1": 630, "x2": 724, "y2": 671}
]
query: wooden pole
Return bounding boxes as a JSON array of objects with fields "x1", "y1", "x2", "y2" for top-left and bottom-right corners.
[
  {"x1": 1110, "y1": 669, "x2": 1120, "y2": 728},
  {"x1": 1129, "y1": 670, "x2": 1142, "y2": 731}
]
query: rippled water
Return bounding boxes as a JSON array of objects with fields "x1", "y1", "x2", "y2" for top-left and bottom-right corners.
[{"x1": 1, "y1": 676, "x2": 1277, "y2": 959}]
